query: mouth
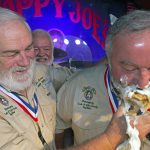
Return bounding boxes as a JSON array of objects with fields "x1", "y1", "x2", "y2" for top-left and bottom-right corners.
[
  {"x1": 36, "y1": 57, "x2": 48, "y2": 63},
  {"x1": 14, "y1": 68, "x2": 28, "y2": 75},
  {"x1": 123, "y1": 86, "x2": 150, "y2": 115},
  {"x1": 12, "y1": 67, "x2": 30, "y2": 82}
]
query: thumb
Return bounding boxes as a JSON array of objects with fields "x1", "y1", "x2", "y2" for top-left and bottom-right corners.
[{"x1": 114, "y1": 105, "x2": 125, "y2": 117}]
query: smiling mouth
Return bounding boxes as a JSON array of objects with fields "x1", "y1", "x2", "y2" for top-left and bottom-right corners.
[
  {"x1": 36, "y1": 57, "x2": 48, "y2": 62},
  {"x1": 13, "y1": 67, "x2": 28, "y2": 75},
  {"x1": 16, "y1": 70, "x2": 27, "y2": 75}
]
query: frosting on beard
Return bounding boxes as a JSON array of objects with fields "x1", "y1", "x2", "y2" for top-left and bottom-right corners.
[
  {"x1": 116, "y1": 85, "x2": 142, "y2": 150},
  {"x1": 119, "y1": 85, "x2": 150, "y2": 150},
  {"x1": 116, "y1": 76, "x2": 150, "y2": 150},
  {"x1": 110, "y1": 72, "x2": 150, "y2": 150},
  {"x1": 111, "y1": 74, "x2": 150, "y2": 114},
  {"x1": 121, "y1": 85, "x2": 150, "y2": 115}
]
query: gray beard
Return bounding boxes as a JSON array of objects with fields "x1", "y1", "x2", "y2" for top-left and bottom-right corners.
[{"x1": 0, "y1": 60, "x2": 36, "y2": 92}]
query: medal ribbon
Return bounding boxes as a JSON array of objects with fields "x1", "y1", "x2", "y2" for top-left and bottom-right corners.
[
  {"x1": 104, "y1": 67, "x2": 119, "y2": 113},
  {"x1": 0, "y1": 85, "x2": 38, "y2": 122}
]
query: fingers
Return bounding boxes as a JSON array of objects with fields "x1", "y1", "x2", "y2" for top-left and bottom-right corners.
[
  {"x1": 113, "y1": 106, "x2": 125, "y2": 120},
  {"x1": 116, "y1": 106, "x2": 125, "y2": 116},
  {"x1": 129, "y1": 113, "x2": 150, "y2": 140},
  {"x1": 105, "y1": 107, "x2": 127, "y2": 148}
]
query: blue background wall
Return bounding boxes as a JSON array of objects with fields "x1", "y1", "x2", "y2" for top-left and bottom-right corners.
[{"x1": 0, "y1": 0, "x2": 127, "y2": 63}]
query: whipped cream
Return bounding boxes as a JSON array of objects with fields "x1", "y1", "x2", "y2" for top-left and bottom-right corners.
[
  {"x1": 121, "y1": 85, "x2": 150, "y2": 114},
  {"x1": 126, "y1": 115, "x2": 141, "y2": 150},
  {"x1": 116, "y1": 115, "x2": 140, "y2": 150},
  {"x1": 117, "y1": 85, "x2": 150, "y2": 150}
]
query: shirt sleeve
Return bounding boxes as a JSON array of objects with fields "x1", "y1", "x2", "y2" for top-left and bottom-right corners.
[
  {"x1": 48, "y1": 64, "x2": 75, "y2": 92},
  {"x1": 56, "y1": 77, "x2": 76, "y2": 133}
]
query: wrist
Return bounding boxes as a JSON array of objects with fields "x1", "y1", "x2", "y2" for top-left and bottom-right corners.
[
  {"x1": 105, "y1": 129, "x2": 123, "y2": 150},
  {"x1": 102, "y1": 133, "x2": 114, "y2": 150}
]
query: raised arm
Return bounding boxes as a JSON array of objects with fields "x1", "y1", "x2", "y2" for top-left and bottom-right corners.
[{"x1": 67, "y1": 106, "x2": 150, "y2": 150}]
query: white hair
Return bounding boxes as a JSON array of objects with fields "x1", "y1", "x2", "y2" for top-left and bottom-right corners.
[
  {"x1": 32, "y1": 29, "x2": 54, "y2": 65},
  {"x1": 105, "y1": 10, "x2": 150, "y2": 64},
  {"x1": 0, "y1": 7, "x2": 31, "y2": 31}
]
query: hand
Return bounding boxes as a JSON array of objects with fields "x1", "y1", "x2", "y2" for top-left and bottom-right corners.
[
  {"x1": 132, "y1": 113, "x2": 150, "y2": 140},
  {"x1": 105, "y1": 107, "x2": 150, "y2": 149},
  {"x1": 105, "y1": 106, "x2": 127, "y2": 149}
]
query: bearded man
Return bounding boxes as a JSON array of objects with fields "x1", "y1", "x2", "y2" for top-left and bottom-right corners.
[
  {"x1": 56, "y1": 10, "x2": 150, "y2": 150},
  {"x1": 0, "y1": 7, "x2": 56, "y2": 150}
]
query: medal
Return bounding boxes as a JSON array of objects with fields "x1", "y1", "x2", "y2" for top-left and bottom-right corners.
[
  {"x1": 0, "y1": 85, "x2": 38, "y2": 122},
  {"x1": 104, "y1": 67, "x2": 119, "y2": 113}
]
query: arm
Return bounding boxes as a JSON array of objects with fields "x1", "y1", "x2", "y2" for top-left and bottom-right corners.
[
  {"x1": 67, "y1": 106, "x2": 126, "y2": 150},
  {"x1": 67, "y1": 106, "x2": 150, "y2": 150},
  {"x1": 68, "y1": 133, "x2": 114, "y2": 150},
  {"x1": 55, "y1": 81, "x2": 74, "y2": 149}
]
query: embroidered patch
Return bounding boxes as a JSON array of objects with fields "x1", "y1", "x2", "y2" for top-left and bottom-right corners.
[
  {"x1": 78, "y1": 86, "x2": 98, "y2": 110},
  {"x1": 35, "y1": 77, "x2": 53, "y2": 97},
  {"x1": 82, "y1": 86, "x2": 96, "y2": 100},
  {"x1": 77, "y1": 99, "x2": 98, "y2": 110},
  {"x1": 36, "y1": 77, "x2": 46, "y2": 87},
  {"x1": 0, "y1": 95, "x2": 9, "y2": 106},
  {"x1": 4, "y1": 105, "x2": 17, "y2": 116}
]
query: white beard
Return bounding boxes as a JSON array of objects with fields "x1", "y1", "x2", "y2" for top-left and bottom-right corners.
[{"x1": 0, "y1": 60, "x2": 36, "y2": 92}]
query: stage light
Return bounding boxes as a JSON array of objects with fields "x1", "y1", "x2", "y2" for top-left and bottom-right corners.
[{"x1": 75, "y1": 39, "x2": 81, "y2": 45}]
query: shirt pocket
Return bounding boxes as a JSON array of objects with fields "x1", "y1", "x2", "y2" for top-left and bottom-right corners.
[
  {"x1": 39, "y1": 103, "x2": 56, "y2": 132},
  {"x1": 12, "y1": 111, "x2": 35, "y2": 132}
]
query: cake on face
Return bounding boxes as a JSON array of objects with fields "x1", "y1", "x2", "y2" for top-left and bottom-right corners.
[
  {"x1": 117, "y1": 85, "x2": 150, "y2": 150},
  {"x1": 122, "y1": 85, "x2": 150, "y2": 116}
]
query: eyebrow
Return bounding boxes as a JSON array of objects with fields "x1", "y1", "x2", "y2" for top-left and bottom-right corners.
[
  {"x1": 26, "y1": 42, "x2": 33, "y2": 48},
  {"x1": 0, "y1": 42, "x2": 34, "y2": 53},
  {"x1": 0, "y1": 50, "x2": 18, "y2": 55},
  {"x1": 34, "y1": 45, "x2": 52, "y2": 48},
  {"x1": 120, "y1": 61, "x2": 138, "y2": 66}
]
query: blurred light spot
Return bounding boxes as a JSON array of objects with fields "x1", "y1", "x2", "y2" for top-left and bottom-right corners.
[
  {"x1": 83, "y1": 41, "x2": 87, "y2": 45},
  {"x1": 53, "y1": 38, "x2": 58, "y2": 43},
  {"x1": 75, "y1": 39, "x2": 80, "y2": 45},
  {"x1": 64, "y1": 38, "x2": 69, "y2": 45}
]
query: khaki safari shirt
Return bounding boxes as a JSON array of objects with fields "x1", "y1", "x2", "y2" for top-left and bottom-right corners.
[
  {"x1": 0, "y1": 64, "x2": 56, "y2": 150},
  {"x1": 57, "y1": 63, "x2": 150, "y2": 149},
  {"x1": 48, "y1": 63, "x2": 74, "y2": 92}
]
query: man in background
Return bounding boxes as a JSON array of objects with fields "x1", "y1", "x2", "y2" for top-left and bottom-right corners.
[
  {"x1": 32, "y1": 29, "x2": 74, "y2": 148},
  {"x1": 32, "y1": 29, "x2": 74, "y2": 92}
]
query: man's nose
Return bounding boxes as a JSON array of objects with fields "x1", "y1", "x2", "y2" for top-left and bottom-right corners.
[
  {"x1": 38, "y1": 47, "x2": 46, "y2": 55},
  {"x1": 18, "y1": 52, "x2": 30, "y2": 66},
  {"x1": 137, "y1": 68, "x2": 150, "y2": 89},
  {"x1": 34, "y1": 47, "x2": 45, "y2": 56}
]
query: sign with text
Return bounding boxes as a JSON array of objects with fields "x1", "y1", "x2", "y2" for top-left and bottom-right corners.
[{"x1": 0, "y1": 0, "x2": 126, "y2": 62}]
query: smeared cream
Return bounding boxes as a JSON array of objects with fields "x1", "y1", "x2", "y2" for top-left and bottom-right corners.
[
  {"x1": 117, "y1": 115, "x2": 141, "y2": 150},
  {"x1": 117, "y1": 85, "x2": 150, "y2": 150},
  {"x1": 126, "y1": 115, "x2": 141, "y2": 150}
]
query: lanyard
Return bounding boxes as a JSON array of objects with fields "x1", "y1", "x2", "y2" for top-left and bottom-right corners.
[
  {"x1": 104, "y1": 67, "x2": 119, "y2": 113},
  {"x1": 0, "y1": 85, "x2": 38, "y2": 122}
]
